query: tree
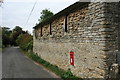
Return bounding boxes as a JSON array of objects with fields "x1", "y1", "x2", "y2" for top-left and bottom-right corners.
[
  {"x1": 16, "y1": 32, "x2": 33, "y2": 51},
  {"x1": 2, "y1": 26, "x2": 31, "y2": 47},
  {"x1": 2, "y1": 27, "x2": 12, "y2": 47},
  {"x1": 10, "y1": 26, "x2": 23, "y2": 46},
  {"x1": 38, "y1": 9, "x2": 54, "y2": 23}
]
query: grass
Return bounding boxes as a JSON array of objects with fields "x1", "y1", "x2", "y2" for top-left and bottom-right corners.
[
  {"x1": 23, "y1": 51, "x2": 81, "y2": 80},
  {"x1": 0, "y1": 48, "x2": 2, "y2": 52}
]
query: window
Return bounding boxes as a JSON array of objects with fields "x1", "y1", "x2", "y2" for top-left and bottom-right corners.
[
  {"x1": 65, "y1": 15, "x2": 67, "y2": 32},
  {"x1": 50, "y1": 23, "x2": 52, "y2": 35}
]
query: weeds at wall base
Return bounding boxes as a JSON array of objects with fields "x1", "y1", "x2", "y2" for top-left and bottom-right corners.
[{"x1": 22, "y1": 50, "x2": 81, "y2": 80}]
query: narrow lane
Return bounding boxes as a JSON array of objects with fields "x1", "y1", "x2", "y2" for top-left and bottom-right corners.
[{"x1": 2, "y1": 47, "x2": 55, "y2": 78}]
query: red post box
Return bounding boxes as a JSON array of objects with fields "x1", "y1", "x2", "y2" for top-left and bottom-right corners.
[{"x1": 70, "y1": 51, "x2": 74, "y2": 66}]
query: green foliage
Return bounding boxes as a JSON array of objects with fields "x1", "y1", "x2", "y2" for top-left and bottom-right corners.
[
  {"x1": 10, "y1": 26, "x2": 23, "y2": 46},
  {"x1": 62, "y1": 69, "x2": 80, "y2": 80},
  {"x1": 25, "y1": 52, "x2": 81, "y2": 79},
  {"x1": 62, "y1": 68, "x2": 73, "y2": 78},
  {"x1": 2, "y1": 26, "x2": 31, "y2": 50},
  {"x1": 13, "y1": 26, "x2": 22, "y2": 32},
  {"x1": 38, "y1": 9, "x2": 54, "y2": 23},
  {"x1": 2, "y1": 27, "x2": 12, "y2": 47},
  {"x1": 2, "y1": 26, "x2": 23, "y2": 47},
  {"x1": 16, "y1": 33, "x2": 33, "y2": 51},
  {"x1": 25, "y1": 40, "x2": 33, "y2": 51}
]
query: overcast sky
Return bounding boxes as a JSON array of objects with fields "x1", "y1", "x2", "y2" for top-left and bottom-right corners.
[{"x1": 1, "y1": 0, "x2": 78, "y2": 34}]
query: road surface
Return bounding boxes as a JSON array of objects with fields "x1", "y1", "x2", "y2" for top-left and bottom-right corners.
[{"x1": 2, "y1": 47, "x2": 56, "y2": 78}]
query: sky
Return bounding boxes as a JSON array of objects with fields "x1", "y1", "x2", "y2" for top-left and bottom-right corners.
[{"x1": 1, "y1": 0, "x2": 79, "y2": 34}]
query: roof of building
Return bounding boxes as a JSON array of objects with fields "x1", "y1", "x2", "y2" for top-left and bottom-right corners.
[{"x1": 34, "y1": 2, "x2": 90, "y2": 29}]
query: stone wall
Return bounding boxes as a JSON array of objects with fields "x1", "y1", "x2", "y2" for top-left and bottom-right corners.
[
  {"x1": 33, "y1": 2, "x2": 120, "y2": 78},
  {"x1": 103, "y1": 3, "x2": 120, "y2": 78},
  {"x1": 118, "y1": 2, "x2": 120, "y2": 51}
]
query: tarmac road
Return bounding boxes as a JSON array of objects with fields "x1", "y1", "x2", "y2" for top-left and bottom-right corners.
[{"x1": 2, "y1": 47, "x2": 56, "y2": 78}]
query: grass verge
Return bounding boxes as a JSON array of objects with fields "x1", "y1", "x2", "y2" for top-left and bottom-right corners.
[{"x1": 23, "y1": 51, "x2": 82, "y2": 80}]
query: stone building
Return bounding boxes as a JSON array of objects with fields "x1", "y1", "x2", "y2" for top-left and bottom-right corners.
[{"x1": 33, "y1": 1, "x2": 120, "y2": 78}]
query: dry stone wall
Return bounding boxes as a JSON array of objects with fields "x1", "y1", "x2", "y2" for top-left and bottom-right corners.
[{"x1": 33, "y1": 2, "x2": 120, "y2": 78}]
